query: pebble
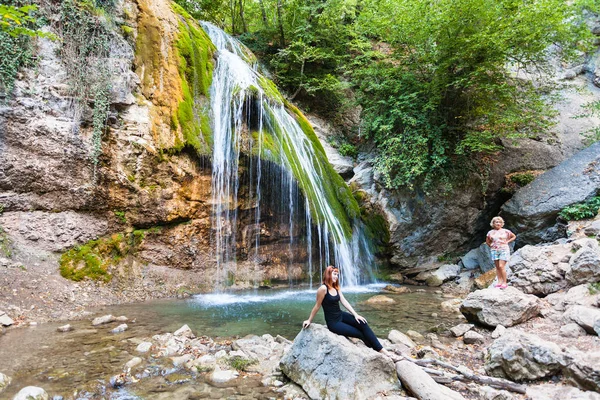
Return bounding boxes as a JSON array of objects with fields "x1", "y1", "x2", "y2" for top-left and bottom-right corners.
[
  {"x1": 57, "y1": 324, "x2": 73, "y2": 333},
  {"x1": 92, "y1": 314, "x2": 115, "y2": 326},
  {"x1": 136, "y1": 341, "x2": 152, "y2": 353},
  {"x1": 111, "y1": 324, "x2": 128, "y2": 333}
]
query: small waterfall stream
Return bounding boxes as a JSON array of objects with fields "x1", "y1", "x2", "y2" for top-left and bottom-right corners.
[{"x1": 201, "y1": 22, "x2": 377, "y2": 288}]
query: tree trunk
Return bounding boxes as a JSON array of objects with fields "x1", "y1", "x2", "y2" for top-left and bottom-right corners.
[
  {"x1": 258, "y1": 0, "x2": 269, "y2": 27},
  {"x1": 239, "y1": 0, "x2": 248, "y2": 33},
  {"x1": 229, "y1": 0, "x2": 236, "y2": 34},
  {"x1": 277, "y1": 0, "x2": 285, "y2": 47}
]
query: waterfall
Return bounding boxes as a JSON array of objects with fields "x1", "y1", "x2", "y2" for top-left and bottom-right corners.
[{"x1": 201, "y1": 22, "x2": 377, "y2": 287}]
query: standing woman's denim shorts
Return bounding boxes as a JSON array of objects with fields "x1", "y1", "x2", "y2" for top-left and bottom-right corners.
[{"x1": 491, "y1": 248, "x2": 510, "y2": 261}]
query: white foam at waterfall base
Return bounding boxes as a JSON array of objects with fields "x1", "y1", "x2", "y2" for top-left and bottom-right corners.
[
  {"x1": 202, "y1": 21, "x2": 378, "y2": 288},
  {"x1": 191, "y1": 284, "x2": 387, "y2": 307}
]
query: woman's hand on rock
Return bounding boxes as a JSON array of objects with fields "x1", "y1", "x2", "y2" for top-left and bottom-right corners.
[
  {"x1": 355, "y1": 314, "x2": 367, "y2": 324},
  {"x1": 302, "y1": 320, "x2": 311, "y2": 329}
]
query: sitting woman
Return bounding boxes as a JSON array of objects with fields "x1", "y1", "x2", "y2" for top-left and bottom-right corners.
[{"x1": 303, "y1": 265, "x2": 398, "y2": 360}]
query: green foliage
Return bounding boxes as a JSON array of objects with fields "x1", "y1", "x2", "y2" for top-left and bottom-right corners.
[
  {"x1": 510, "y1": 172, "x2": 536, "y2": 187},
  {"x1": 227, "y1": 356, "x2": 258, "y2": 371},
  {"x1": 338, "y1": 143, "x2": 358, "y2": 159},
  {"x1": 59, "y1": 230, "x2": 146, "y2": 282},
  {"x1": 58, "y1": 0, "x2": 114, "y2": 179},
  {"x1": 114, "y1": 210, "x2": 127, "y2": 224},
  {"x1": 589, "y1": 282, "x2": 600, "y2": 295},
  {"x1": 559, "y1": 196, "x2": 600, "y2": 221},
  {"x1": 0, "y1": 3, "x2": 52, "y2": 38}
]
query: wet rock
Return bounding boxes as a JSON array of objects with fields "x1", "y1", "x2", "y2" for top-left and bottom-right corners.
[
  {"x1": 564, "y1": 350, "x2": 600, "y2": 392},
  {"x1": 280, "y1": 324, "x2": 400, "y2": 400},
  {"x1": 492, "y1": 325, "x2": 506, "y2": 339},
  {"x1": 209, "y1": 366, "x2": 239, "y2": 383},
  {"x1": 560, "y1": 323, "x2": 587, "y2": 338},
  {"x1": 0, "y1": 311, "x2": 14, "y2": 327},
  {"x1": 460, "y1": 288, "x2": 541, "y2": 328},
  {"x1": 415, "y1": 264, "x2": 461, "y2": 287},
  {"x1": 563, "y1": 305, "x2": 600, "y2": 335},
  {"x1": 382, "y1": 285, "x2": 410, "y2": 294},
  {"x1": 110, "y1": 373, "x2": 128, "y2": 388},
  {"x1": 174, "y1": 324, "x2": 194, "y2": 338},
  {"x1": 406, "y1": 330, "x2": 424, "y2": 341},
  {"x1": 56, "y1": 324, "x2": 73, "y2": 333},
  {"x1": 136, "y1": 341, "x2": 152, "y2": 353},
  {"x1": 508, "y1": 245, "x2": 569, "y2": 295},
  {"x1": 463, "y1": 330, "x2": 484, "y2": 344},
  {"x1": 92, "y1": 315, "x2": 115, "y2": 326},
  {"x1": 474, "y1": 269, "x2": 497, "y2": 289},
  {"x1": 388, "y1": 330, "x2": 416, "y2": 348},
  {"x1": 485, "y1": 330, "x2": 565, "y2": 381},
  {"x1": 450, "y1": 323, "x2": 474, "y2": 337},
  {"x1": 441, "y1": 298, "x2": 463, "y2": 313},
  {"x1": 527, "y1": 383, "x2": 600, "y2": 400},
  {"x1": 171, "y1": 354, "x2": 193, "y2": 367},
  {"x1": 111, "y1": 324, "x2": 128, "y2": 333},
  {"x1": 124, "y1": 357, "x2": 143, "y2": 371},
  {"x1": 13, "y1": 386, "x2": 48, "y2": 400},
  {"x1": 115, "y1": 316, "x2": 128, "y2": 322},
  {"x1": 364, "y1": 295, "x2": 395, "y2": 304},
  {"x1": 396, "y1": 360, "x2": 465, "y2": 400},
  {"x1": 566, "y1": 239, "x2": 600, "y2": 286},
  {"x1": 0, "y1": 372, "x2": 11, "y2": 393}
]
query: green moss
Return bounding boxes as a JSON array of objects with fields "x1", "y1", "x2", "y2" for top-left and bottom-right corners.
[
  {"x1": 589, "y1": 282, "x2": 600, "y2": 295},
  {"x1": 121, "y1": 25, "x2": 134, "y2": 39},
  {"x1": 59, "y1": 228, "x2": 153, "y2": 282},
  {"x1": 0, "y1": 227, "x2": 12, "y2": 258},
  {"x1": 257, "y1": 76, "x2": 284, "y2": 104},
  {"x1": 114, "y1": 210, "x2": 127, "y2": 224},
  {"x1": 227, "y1": 356, "x2": 258, "y2": 371},
  {"x1": 510, "y1": 172, "x2": 536, "y2": 186},
  {"x1": 171, "y1": 3, "x2": 215, "y2": 155}
]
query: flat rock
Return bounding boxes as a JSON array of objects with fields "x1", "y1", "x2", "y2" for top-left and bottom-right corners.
[
  {"x1": 396, "y1": 360, "x2": 465, "y2": 400},
  {"x1": 13, "y1": 386, "x2": 48, "y2": 400},
  {"x1": 280, "y1": 324, "x2": 400, "y2": 400},
  {"x1": 450, "y1": 324, "x2": 474, "y2": 337},
  {"x1": 111, "y1": 324, "x2": 128, "y2": 333},
  {"x1": 365, "y1": 295, "x2": 396, "y2": 304},
  {"x1": 563, "y1": 305, "x2": 600, "y2": 335},
  {"x1": 527, "y1": 383, "x2": 600, "y2": 400},
  {"x1": 463, "y1": 330, "x2": 484, "y2": 344},
  {"x1": 57, "y1": 324, "x2": 73, "y2": 332},
  {"x1": 92, "y1": 315, "x2": 115, "y2": 326},
  {"x1": 124, "y1": 357, "x2": 143, "y2": 371},
  {"x1": 560, "y1": 323, "x2": 587, "y2": 338},
  {"x1": 460, "y1": 288, "x2": 541, "y2": 328},
  {"x1": 136, "y1": 341, "x2": 152, "y2": 353},
  {"x1": 382, "y1": 285, "x2": 410, "y2": 294},
  {"x1": 388, "y1": 330, "x2": 416, "y2": 348},
  {"x1": 485, "y1": 330, "x2": 565, "y2": 381},
  {"x1": 209, "y1": 366, "x2": 239, "y2": 383},
  {"x1": 406, "y1": 330, "x2": 424, "y2": 341}
]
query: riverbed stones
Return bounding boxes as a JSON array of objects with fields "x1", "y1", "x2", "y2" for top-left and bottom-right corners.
[
  {"x1": 280, "y1": 324, "x2": 400, "y2": 400},
  {"x1": 209, "y1": 366, "x2": 239, "y2": 383},
  {"x1": 111, "y1": 324, "x2": 128, "y2": 333},
  {"x1": 485, "y1": 330, "x2": 565, "y2": 381},
  {"x1": 365, "y1": 295, "x2": 395, "y2": 304},
  {"x1": 563, "y1": 305, "x2": 600, "y2": 335},
  {"x1": 13, "y1": 386, "x2": 48, "y2": 400},
  {"x1": 450, "y1": 324, "x2": 474, "y2": 337},
  {"x1": 174, "y1": 324, "x2": 194, "y2": 338},
  {"x1": 124, "y1": 357, "x2": 143, "y2": 371},
  {"x1": 382, "y1": 285, "x2": 411, "y2": 294},
  {"x1": 0, "y1": 311, "x2": 14, "y2": 327},
  {"x1": 463, "y1": 330, "x2": 484, "y2": 344},
  {"x1": 171, "y1": 354, "x2": 193, "y2": 367},
  {"x1": 460, "y1": 288, "x2": 541, "y2": 328},
  {"x1": 0, "y1": 372, "x2": 10, "y2": 393},
  {"x1": 396, "y1": 360, "x2": 465, "y2": 400},
  {"x1": 136, "y1": 341, "x2": 152, "y2": 353},
  {"x1": 406, "y1": 330, "x2": 424, "y2": 341},
  {"x1": 388, "y1": 330, "x2": 416, "y2": 348},
  {"x1": 508, "y1": 245, "x2": 569, "y2": 295},
  {"x1": 92, "y1": 315, "x2": 115, "y2": 326},
  {"x1": 441, "y1": 298, "x2": 463, "y2": 313},
  {"x1": 56, "y1": 324, "x2": 73, "y2": 332},
  {"x1": 564, "y1": 350, "x2": 600, "y2": 392}
]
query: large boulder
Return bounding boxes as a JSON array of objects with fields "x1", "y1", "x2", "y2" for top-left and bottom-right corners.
[
  {"x1": 460, "y1": 288, "x2": 541, "y2": 328},
  {"x1": 396, "y1": 360, "x2": 465, "y2": 400},
  {"x1": 508, "y1": 245, "x2": 570, "y2": 295},
  {"x1": 415, "y1": 264, "x2": 461, "y2": 286},
  {"x1": 564, "y1": 350, "x2": 600, "y2": 392},
  {"x1": 546, "y1": 284, "x2": 600, "y2": 311},
  {"x1": 280, "y1": 324, "x2": 400, "y2": 400},
  {"x1": 485, "y1": 330, "x2": 565, "y2": 381},
  {"x1": 566, "y1": 239, "x2": 600, "y2": 286},
  {"x1": 502, "y1": 142, "x2": 600, "y2": 246},
  {"x1": 563, "y1": 305, "x2": 600, "y2": 335}
]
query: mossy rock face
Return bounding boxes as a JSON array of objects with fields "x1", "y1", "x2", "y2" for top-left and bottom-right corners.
[{"x1": 59, "y1": 230, "x2": 147, "y2": 282}]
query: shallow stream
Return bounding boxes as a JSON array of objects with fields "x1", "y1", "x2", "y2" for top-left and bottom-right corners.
[{"x1": 0, "y1": 285, "x2": 463, "y2": 399}]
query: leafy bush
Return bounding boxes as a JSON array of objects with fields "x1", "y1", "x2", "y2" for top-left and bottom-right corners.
[
  {"x1": 559, "y1": 196, "x2": 600, "y2": 221},
  {"x1": 510, "y1": 172, "x2": 536, "y2": 187},
  {"x1": 338, "y1": 143, "x2": 358, "y2": 159}
]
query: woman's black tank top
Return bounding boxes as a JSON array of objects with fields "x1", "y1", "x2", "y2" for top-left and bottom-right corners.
[{"x1": 321, "y1": 286, "x2": 342, "y2": 325}]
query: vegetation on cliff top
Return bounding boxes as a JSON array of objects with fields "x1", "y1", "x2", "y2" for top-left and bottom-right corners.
[{"x1": 175, "y1": 0, "x2": 597, "y2": 192}]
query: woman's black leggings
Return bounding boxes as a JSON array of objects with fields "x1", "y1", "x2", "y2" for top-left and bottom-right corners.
[{"x1": 327, "y1": 311, "x2": 383, "y2": 351}]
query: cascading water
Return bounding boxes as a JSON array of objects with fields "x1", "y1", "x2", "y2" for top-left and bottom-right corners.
[{"x1": 201, "y1": 22, "x2": 377, "y2": 288}]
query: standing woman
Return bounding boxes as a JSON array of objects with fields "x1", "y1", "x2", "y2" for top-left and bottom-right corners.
[
  {"x1": 303, "y1": 266, "x2": 397, "y2": 359},
  {"x1": 486, "y1": 216, "x2": 516, "y2": 289}
]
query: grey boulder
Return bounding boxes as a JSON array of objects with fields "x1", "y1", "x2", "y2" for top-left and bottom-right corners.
[
  {"x1": 13, "y1": 386, "x2": 49, "y2": 400},
  {"x1": 564, "y1": 350, "x2": 600, "y2": 392},
  {"x1": 280, "y1": 324, "x2": 400, "y2": 400},
  {"x1": 563, "y1": 305, "x2": 600, "y2": 336},
  {"x1": 566, "y1": 239, "x2": 600, "y2": 286},
  {"x1": 508, "y1": 245, "x2": 569, "y2": 295},
  {"x1": 460, "y1": 288, "x2": 541, "y2": 328}
]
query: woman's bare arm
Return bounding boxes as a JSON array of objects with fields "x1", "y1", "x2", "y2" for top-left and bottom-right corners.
[
  {"x1": 303, "y1": 286, "x2": 326, "y2": 328},
  {"x1": 340, "y1": 292, "x2": 367, "y2": 323}
]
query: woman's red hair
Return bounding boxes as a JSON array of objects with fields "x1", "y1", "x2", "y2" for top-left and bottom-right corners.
[{"x1": 323, "y1": 266, "x2": 340, "y2": 290}]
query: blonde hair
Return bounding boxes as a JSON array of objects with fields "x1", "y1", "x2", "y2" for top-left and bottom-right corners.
[{"x1": 490, "y1": 216, "x2": 505, "y2": 227}]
